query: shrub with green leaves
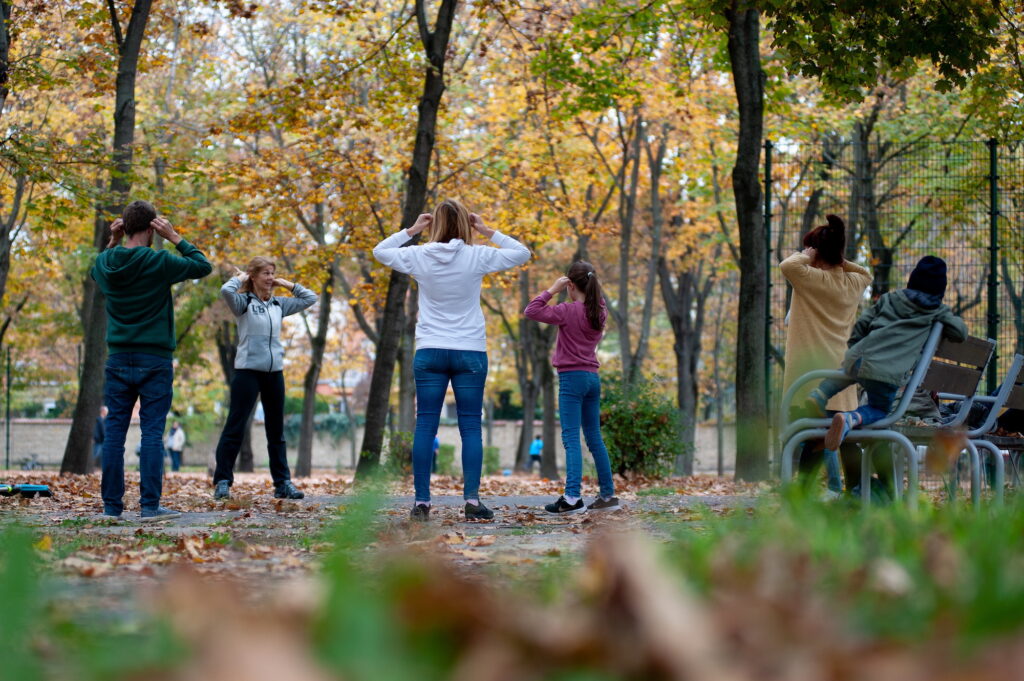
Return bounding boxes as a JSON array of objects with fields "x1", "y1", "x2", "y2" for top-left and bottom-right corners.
[
  {"x1": 383, "y1": 431, "x2": 413, "y2": 479},
  {"x1": 436, "y1": 443, "x2": 455, "y2": 475},
  {"x1": 600, "y1": 375, "x2": 684, "y2": 477},
  {"x1": 483, "y1": 446, "x2": 501, "y2": 475}
]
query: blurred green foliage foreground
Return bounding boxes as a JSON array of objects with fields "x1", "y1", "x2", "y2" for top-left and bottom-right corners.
[{"x1": 3, "y1": 490, "x2": 1024, "y2": 681}]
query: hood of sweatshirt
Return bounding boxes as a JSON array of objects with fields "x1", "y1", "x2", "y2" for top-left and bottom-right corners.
[
  {"x1": 902, "y1": 288, "x2": 943, "y2": 310},
  {"x1": 419, "y1": 239, "x2": 466, "y2": 265},
  {"x1": 94, "y1": 246, "x2": 159, "y2": 287}
]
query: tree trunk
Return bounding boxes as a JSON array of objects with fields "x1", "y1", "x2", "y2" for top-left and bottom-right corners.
[
  {"x1": 355, "y1": 0, "x2": 459, "y2": 478},
  {"x1": 725, "y1": 4, "x2": 768, "y2": 481},
  {"x1": 540, "y1": 360, "x2": 558, "y2": 480},
  {"x1": 61, "y1": 1, "x2": 154, "y2": 474},
  {"x1": 296, "y1": 269, "x2": 335, "y2": 477},
  {"x1": 0, "y1": 1, "x2": 11, "y2": 116},
  {"x1": 397, "y1": 286, "x2": 418, "y2": 433}
]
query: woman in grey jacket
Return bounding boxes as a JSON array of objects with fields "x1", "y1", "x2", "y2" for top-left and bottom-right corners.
[{"x1": 213, "y1": 256, "x2": 317, "y2": 500}]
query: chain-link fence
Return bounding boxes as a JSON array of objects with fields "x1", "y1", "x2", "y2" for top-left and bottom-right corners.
[{"x1": 765, "y1": 139, "x2": 1024, "y2": 491}]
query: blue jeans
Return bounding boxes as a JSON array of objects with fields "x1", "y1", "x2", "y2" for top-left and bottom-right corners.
[
  {"x1": 559, "y1": 371, "x2": 614, "y2": 498},
  {"x1": 812, "y1": 376, "x2": 899, "y2": 492},
  {"x1": 412, "y1": 349, "x2": 487, "y2": 503},
  {"x1": 102, "y1": 353, "x2": 173, "y2": 514}
]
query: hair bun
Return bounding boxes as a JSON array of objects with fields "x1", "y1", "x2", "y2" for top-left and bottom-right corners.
[{"x1": 825, "y1": 214, "x2": 845, "y2": 231}]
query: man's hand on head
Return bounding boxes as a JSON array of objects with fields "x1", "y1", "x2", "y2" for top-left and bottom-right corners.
[
  {"x1": 106, "y1": 218, "x2": 125, "y2": 249},
  {"x1": 151, "y1": 217, "x2": 182, "y2": 245}
]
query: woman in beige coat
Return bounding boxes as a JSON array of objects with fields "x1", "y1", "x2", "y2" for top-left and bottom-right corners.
[{"x1": 780, "y1": 214, "x2": 870, "y2": 495}]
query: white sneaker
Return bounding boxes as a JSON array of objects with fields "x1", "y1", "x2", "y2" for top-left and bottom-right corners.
[{"x1": 821, "y1": 489, "x2": 843, "y2": 502}]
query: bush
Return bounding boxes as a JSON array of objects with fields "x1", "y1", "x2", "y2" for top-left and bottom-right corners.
[
  {"x1": 436, "y1": 443, "x2": 456, "y2": 475},
  {"x1": 284, "y1": 412, "x2": 360, "y2": 447},
  {"x1": 483, "y1": 446, "x2": 501, "y2": 475},
  {"x1": 600, "y1": 375, "x2": 685, "y2": 477},
  {"x1": 383, "y1": 431, "x2": 413, "y2": 479}
]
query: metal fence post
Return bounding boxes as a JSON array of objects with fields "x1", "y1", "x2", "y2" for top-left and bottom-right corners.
[
  {"x1": 764, "y1": 139, "x2": 774, "y2": 462},
  {"x1": 987, "y1": 138, "x2": 1000, "y2": 392}
]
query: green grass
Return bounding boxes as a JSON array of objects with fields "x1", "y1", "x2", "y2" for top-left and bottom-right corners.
[
  {"x1": 636, "y1": 486, "x2": 675, "y2": 497},
  {"x1": 7, "y1": 487, "x2": 1024, "y2": 679},
  {"x1": 207, "y1": 531, "x2": 232, "y2": 546}
]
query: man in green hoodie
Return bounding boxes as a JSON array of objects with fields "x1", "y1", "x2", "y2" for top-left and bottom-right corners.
[{"x1": 92, "y1": 200, "x2": 212, "y2": 522}]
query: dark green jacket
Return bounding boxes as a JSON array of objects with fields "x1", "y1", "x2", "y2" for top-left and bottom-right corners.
[
  {"x1": 842, "y1": 289, "x2": 968, "y2": 386},
  {"x1": 91, "y1": 239, "x2": 212, "y2": 358}
]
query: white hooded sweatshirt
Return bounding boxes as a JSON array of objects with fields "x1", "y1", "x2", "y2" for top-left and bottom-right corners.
[{"x1": 373, "y1": 230, "x2": 531, "y2": 352}]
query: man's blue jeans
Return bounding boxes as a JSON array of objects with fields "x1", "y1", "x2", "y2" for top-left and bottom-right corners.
[
  {"x1": 102, "y1": 352, "x2": 173, "y2": 514},
  {"x1": 559, "y1": 371, "x2": 615, "y2": 499},
  {"x1": 413, "y1": 349, "x2": 487, "y2": 503}
]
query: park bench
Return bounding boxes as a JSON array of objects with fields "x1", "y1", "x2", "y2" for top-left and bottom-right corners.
[
  {"x1": 964, "y1": 353, "x2": 1024, "y2": 490},
  {"x1": 780, "y1": 322, "x2": 996, "y2": 508}
]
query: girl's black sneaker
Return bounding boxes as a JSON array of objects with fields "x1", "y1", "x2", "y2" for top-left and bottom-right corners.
[
  {"x1": 545, "y1": 496, "x2": 586, "y2": 515},
  {"x1": 464, "y1": 501, "x2": 494, "y2": 520},
  {"x1": 586, "y1": 496, "x2": 621, "y2": 512},
  {"x1": 410, "y1": 503, "x2": 431, "y2": 521}
]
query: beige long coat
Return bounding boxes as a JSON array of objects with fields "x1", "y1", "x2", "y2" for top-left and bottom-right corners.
[{"x1": 780, "y1": 252, "x2": 871, "y2": 412}]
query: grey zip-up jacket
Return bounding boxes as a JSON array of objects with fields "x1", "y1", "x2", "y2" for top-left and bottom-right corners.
[{"x1": 221, "y1": 277, "x2": 318, "y2": 372}]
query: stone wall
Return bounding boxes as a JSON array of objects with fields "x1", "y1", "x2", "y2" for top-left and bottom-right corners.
[{"x1": 0, "y1": 418, "x2": 736, "y2": 474}]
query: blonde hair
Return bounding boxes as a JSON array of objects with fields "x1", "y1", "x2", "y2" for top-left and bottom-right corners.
[
  {"x1": 240, "y1": 256, "x2": 275, "y2": 294},
  {"x1": 427, "y1": 199, "x2": 472, "y2": 244}
]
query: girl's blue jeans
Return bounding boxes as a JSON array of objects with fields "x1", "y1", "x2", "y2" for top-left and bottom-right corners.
[
  {"x1": 559, "y1": 371, "x2": 615, "y2": 498},
  {"x1": 412, "y1": 348, "x2": 487, "y2": 503}
]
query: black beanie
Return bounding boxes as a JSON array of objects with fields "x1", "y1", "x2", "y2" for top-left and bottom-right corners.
[{"x1": 907, "y1": 256, "x2": 947, "y2": 297}]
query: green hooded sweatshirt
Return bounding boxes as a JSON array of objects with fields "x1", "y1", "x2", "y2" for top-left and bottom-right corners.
[
  {"x1": 842, "y1": 289, "x2": 968, "y2": 387},
  {"x1": 91, "y1": 239, "x2": 212, "y2": 358}
]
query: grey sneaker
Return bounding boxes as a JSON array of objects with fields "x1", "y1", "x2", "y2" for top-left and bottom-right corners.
[
  {"x1": 140, "y1": 506, "x2": 182, "y2": 523},
  {"x1": 274, "y1": 481, "x2": 305, "y2": 499},
  {"x1": 93, "y1": 511, "x2": 124, "y2": 524},
  {"x1": 587, "y1": 496, "x2": 622, "y2": 512},
  {"x1": 214, "y1": 480, "x2": 231, "y2": 500}
]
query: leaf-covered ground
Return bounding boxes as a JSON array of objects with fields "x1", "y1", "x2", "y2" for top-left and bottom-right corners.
[{"x1": 0, "y1": 471, "x2": 762, "y2": 582}]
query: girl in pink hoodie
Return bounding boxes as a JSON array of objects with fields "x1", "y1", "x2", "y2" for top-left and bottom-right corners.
[{"x1": 524, "y1": 262, "x2": 619, "y2": 514}]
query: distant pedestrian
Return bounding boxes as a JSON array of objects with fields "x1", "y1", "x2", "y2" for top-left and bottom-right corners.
[
  {"x1": 212, "y1": 257, "x2": 317, "y2": 501},
  {"x1": 432, "y1": 435, "x2": 441, "y2": 473},
  {"x1": 93, "y1": 406, "x2": 108, "y2": 467},
  {"x1": 91, "y1": 200, "x2": 212, "y2": 522},
  {"x1": 528, "y1": 434, "x2": 543, "y2": 472},
  {"x1": 164, "y1": 421, "x2": 185, "y2": 472},
  {"x1": 373, "y1": 201, "x2": 531, "y2": 521},
  {"x1": 524, "y1": 262, "x2": 619, "y2": 515}
]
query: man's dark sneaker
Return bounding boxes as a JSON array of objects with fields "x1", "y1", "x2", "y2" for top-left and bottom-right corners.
[
  {"x1": 410, "y1": 503, "x2": 431, "y2": 521},
  {"x1": 587, "y1": 496, "x2": 622, "y2": 512},
  {"x1": 140, "y1": 506, "x2": 182, "y2": 523},
  {"x1": 544, "y1": 496, "x2": 586, "y2": 515},
  {"x1": 464, "y1": 501, "x2": 494, "y2": 520},
  {"x1": 214, "y1": 480, "x2": 230, "y2": 500},
  {"x1": 93, "y1": 511, "x2": 124, "y2": 524},
  {"x1": 274, "y1": 481, "x2": 305, "y2": 499}
]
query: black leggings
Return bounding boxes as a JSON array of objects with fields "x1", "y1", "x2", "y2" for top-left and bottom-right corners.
[{"x1": 213, "y1": 369, "x2": 290, "y2": 486}]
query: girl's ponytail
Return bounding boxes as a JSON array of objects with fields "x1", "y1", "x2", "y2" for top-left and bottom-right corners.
[{"x1": 567, "y1": 261, "x2": 604, "y2": 331}]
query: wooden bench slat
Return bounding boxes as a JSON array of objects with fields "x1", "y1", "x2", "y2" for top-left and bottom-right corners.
[
  {"x1": 1006, "y1": 385, "x2": 1024, "y2": 411},
  {"x1": 921, "y1": 362, "x2": 984, "y2": 396},
  {"x1": 934, "y1": 336, "x2": 994, "y2": 369}
]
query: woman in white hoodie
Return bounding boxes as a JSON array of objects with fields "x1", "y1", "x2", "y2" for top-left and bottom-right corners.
[{"x1": 373, "y1": 200, "x2": 531, "y2": 521}]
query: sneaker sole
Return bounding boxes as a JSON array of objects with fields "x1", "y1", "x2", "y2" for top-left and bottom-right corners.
[
  {"x1": 824, "y1": 413, "x2": 846, "y2": 451},
  {"x1": 545, "y1": 505, "x2": 587, "y2": 515},
  {"x1": 140, "y1": 514, "x2": 181, "y2": 524},
  {"x1": 587, "y1": 504, "x2": 622, "y2": 512}
]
